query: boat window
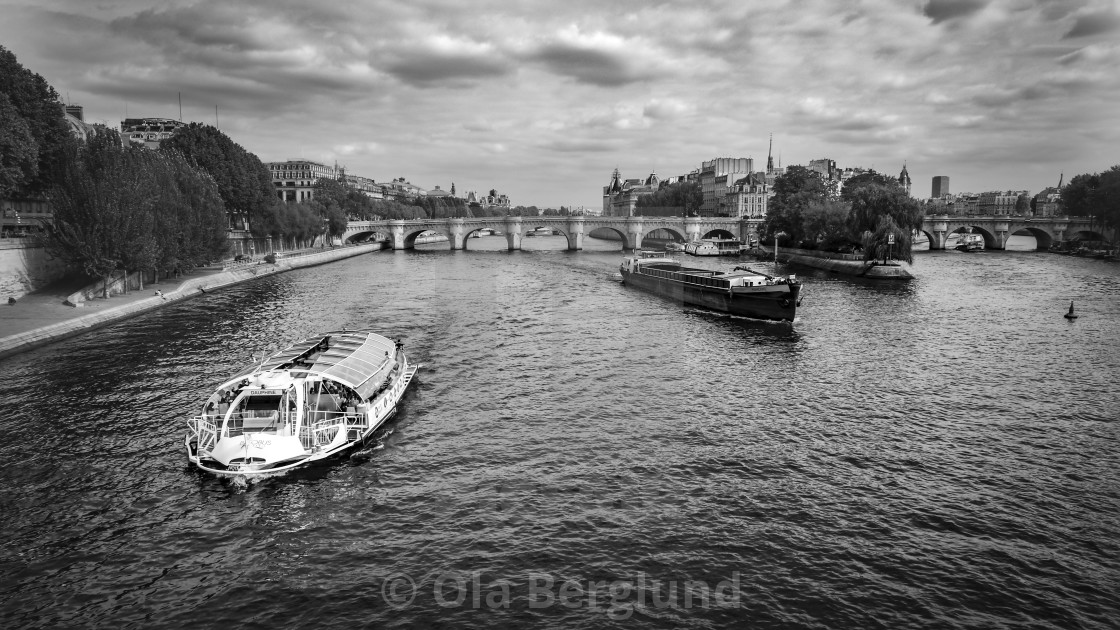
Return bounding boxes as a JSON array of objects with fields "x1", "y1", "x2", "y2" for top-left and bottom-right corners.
[{"x1": 244, "y1": 394, "x2": 282, "y2": 410}]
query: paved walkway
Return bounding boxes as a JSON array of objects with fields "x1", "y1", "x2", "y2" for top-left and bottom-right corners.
[
  {"x1": 0, "y1": 245, "x2": 381, "y2": 359},
  {"x1": 0, "y1": 268, "x2": 225, "y2": 341}
]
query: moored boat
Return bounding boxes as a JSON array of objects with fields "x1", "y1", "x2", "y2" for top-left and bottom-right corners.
[
  {"x1": 684, "y1": 238, "x2": 741, "y2": 256},
  {"x1": 184, "y1": 329, "x2": 419, "y2": 477},
  {"x1": 619, "y1": 252, "x2": 801, "y2": 322},
  {"x1": 955, "y1": 234, "x2": 984, "y2": 252}
]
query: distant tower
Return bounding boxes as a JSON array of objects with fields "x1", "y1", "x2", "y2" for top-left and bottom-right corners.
[
  {"x1": 451, "y1": 182, "x2": 456, "y2": 196},
  {"x1": 898, "y1": 163, "x2": 911, "y2": 195},
  {"x1": 932, "y1": 175, "x2": 950, "y2": 198},
  {"x1": 766, "y1": 134, "x2": 774, "y2": 175}
]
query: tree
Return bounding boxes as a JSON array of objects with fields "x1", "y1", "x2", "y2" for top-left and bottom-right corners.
[
  {"x1": 801, "y1": 199, "x2": 853, "y2": 251},
  {"x1": 159, "y1": 123, "x2": 274, "y2": 232},
  {"x1": 1061, "y1": 172, "x2": 1099, "y2": 218},
  {"x1": 0, "y1": 92, "x2": 37, "y2": 198},
  {"x1": 846, "y1": 181, "x2": 922, "y2": 262},
  {"x1": 0, "y1": 44, "x2": 74, "y2": 197},
  {"x1": 839, "y1": 170, "x2": 899, "y2": 202},
  {"x1": 636, "y1": 180, "x2": 701, "y2": 215},
  {"x1": 43, "y1": 128, "x2": 229, "y2": 291},
  {"x1": 847, "y1": 182, "x2": 922, "y2": 236},
  {"x1": 861, "y1": 215, "x2": 914, "y2": 264},
  {"x1": 1091, "y1": 165, "x2": 1120, "y2": 237},
  {"x1": 43, "y1": 128, "x2": 155, "y2": 292},
  {"x1": 764, "y1": 166, "x2": 828, "y2": 245},
  {"x1": 1014, "y1": 194, "x2": 1030, "y2": 214}
]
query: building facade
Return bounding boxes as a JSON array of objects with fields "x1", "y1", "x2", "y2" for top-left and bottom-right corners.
[
  {"x1": 725, "y1": 173, "x2": 769, "y2": 219},
  {"x1": 120, "y1": 118, "x2": 186, "y2": 149},
  {"x1": 898, "y1": 164, "x2": 911, "y2": 195},
  {"x1": 268, "y1": 160, "x2": 339, "y2": 202},
  {"x1": 700, "y1": 158, "x2": 753, "y2": 215},
  {"x1": 344, "y1": 173, "x2": 386, "y2": 200},
  {"x1": 602, "y1": 168, "x2": 660, "y2": 216},
  {"x1": 1033, "y1": 188, "x2": 1062, "y2": 217},
  {"x1": 932, "y1": 176, "x2": 950, "y2": 199},
  {"x1": 978, "y1": 190, "x2": 1029, "y2": 215}
]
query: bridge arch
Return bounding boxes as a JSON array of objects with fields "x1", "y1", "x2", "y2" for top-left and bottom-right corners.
[
  {"x1": 1069, "y1": 229, "x2": 1109, "y2": 242},
  {"x1": 344, "y1": 229, "x2": 390, "y2": 244},
  {"x1": 586, "y1": 225, "x2": 632, "y2": 249},
  {"x1": 946, "y1": 224, "x2": 998, "y2": 250},
  {"x1": 403, "y1": 227, "x2": 452, "y2": 249},
  {"x1": 641, "y1": 225, "x2": 687, "y2": 243},
  {"x1": 459, "y1": 221, "x2": 511, "y2": 250},
  {"x1": 700, "y1": 228, "x2": 736, "y2": 240},
  {"x1": 1007, "y1": 226, "x2": 1054, "y2": 250}
]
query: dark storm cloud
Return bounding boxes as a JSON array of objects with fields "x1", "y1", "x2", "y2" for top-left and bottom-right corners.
[
  {"x1": 922, "y1": 0, "x2": 987, "y2": 23},
  {"x1": 384, "y1": 52, "x2": 512, "y2": 87},
  {"x1": 1063, "y1": 11, "x2": 1120, "y2": 38},
  {"x1": 528, "y1": 44, "x2": 655, "y2": 87}
]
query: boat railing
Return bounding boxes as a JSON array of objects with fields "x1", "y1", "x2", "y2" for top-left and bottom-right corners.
[
  {"x1": 187, "y1": 415, "x2": 219, "y2": 452},
  {"x1": 303, "y1": 410, "x2": 368, "y2": 449}
]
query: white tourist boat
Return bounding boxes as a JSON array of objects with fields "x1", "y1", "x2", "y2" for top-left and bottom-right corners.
[
  {"x1": 184, "y1": 329, "x2": 419, "y2": 477},
  {"x1": 684, "y1": 238, "x2": 741, "y2": 256}
]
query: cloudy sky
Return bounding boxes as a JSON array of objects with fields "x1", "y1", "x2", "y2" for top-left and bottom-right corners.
[{"x1": 2, "y1": 0, "x2": 1117, "y2": 208}]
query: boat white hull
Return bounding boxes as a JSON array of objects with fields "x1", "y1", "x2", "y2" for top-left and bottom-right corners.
[{"x1": 185, "y1": 365, "x2": 418, "y2": 477}]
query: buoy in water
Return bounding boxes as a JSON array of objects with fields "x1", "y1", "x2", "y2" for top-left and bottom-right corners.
[{"x1": 1064, "y1": 301, "x2": 1078, "y2": 320}]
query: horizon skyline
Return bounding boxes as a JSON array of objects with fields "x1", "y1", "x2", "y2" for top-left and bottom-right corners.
[{"x1": 2, "y1": 0, "x2": 1117, "y2": 208}]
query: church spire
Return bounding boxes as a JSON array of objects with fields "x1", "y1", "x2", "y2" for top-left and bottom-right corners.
[{"x1": 766, "y1": 133, "x2": 774, "y2": 175}]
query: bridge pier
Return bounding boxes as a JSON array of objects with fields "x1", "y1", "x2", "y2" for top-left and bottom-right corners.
[
  {"x1": 930, "y1": 219, "x2": 947, "y2": 250},
  {"x1": 566, "y1": 217, "x2": 584, "y2": 251},
  {"x1": 626, "y1": 217, "x2": 644, "y2": 250},
  {"x1": 449, "y1": 218, "x2": 464, "y2": 250},
  {"x1": 389, "y1": 220, "x2": 407, "y2": 250},
  {"x1": 504, "y1": 217, "x2": 522, "y2": 251},
  {"x1": 685, "y1": 216, "x2": 701, "y2": 243}
]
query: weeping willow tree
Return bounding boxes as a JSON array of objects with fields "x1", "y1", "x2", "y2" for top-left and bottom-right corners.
[
  {"x1": 861, "y1": 215, "x2": 914, "y2": 264},
  {"x1": 846, "y1": 177, "x2": 922, "y2": 264}
]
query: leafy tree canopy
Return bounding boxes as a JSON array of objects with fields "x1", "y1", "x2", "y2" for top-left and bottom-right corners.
[
  {"x1": 43, "y1": 127, "x2": 229, "y2": 286},
  {"x1": 839, "y1": 170, "x2": 900, "y2": 202},
  {"x1": 159, "y1": 123, "x2": 274, "y2": 227},
  {"x1": 0, "y1": 44, "x2": 74, "y2": 197},
  {"x1": 763, "y1": 166, "x2": 828, "y2": 244},
  {"x1": 636, "y1": 181, "x2": 702, "y2": 215}
]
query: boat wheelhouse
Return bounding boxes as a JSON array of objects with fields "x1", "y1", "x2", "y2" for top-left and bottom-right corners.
[
  {"x1": 620, "y1": 251, "x2": 802, "y2": 322},
  {"x1": 184, "y1": 329, "x2": 419, "y2": 477}
]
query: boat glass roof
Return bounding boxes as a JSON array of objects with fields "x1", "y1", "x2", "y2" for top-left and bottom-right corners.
[{"x1": 259, "y1": 330, "x2": 396, "y2": 399}]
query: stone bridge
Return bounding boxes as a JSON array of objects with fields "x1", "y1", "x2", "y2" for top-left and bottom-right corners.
[
  {"x1": 920, "y1": 215, "x2": 1105, "y2": 250},
  {"x1": 343, "y1": 216, "x2": 763, "y2": 251},
  {"x1": 342, "y1": 214, "x2": 1108, "y2": 252}
]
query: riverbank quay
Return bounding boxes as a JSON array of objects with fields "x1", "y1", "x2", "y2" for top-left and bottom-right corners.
[
  {"x1": 758, "y1": 245, "x2": 915, "y2": 279},
  {"x1": 0, "y1": 242, "x2": 385, "y2": 360}
]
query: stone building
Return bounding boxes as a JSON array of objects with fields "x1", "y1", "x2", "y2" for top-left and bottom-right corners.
[
  {"x1": 932, "y1": 176, "x2": 950, "y2": 198},
  {"x1": 978, "y1": 190, "x2": 1029, "y2": 215},
  {"x1": 120, "y1": 117, "x2": 187, "y2": 149},
  {"x1": 898, "y1": 164, "x2": 911, "y2": 195},
  {"x1": 725, "y1": 173, "x2": 769, "y2": 219},
  {"x1": 700, "y1": 158, "x2": 753, "y2": 215},
  {"x1": 1032, "y1": 188, "x2": 1062, "y2": 217},
  {"x1": 602, "y1": 168, "x2": 660, "y2": 216},
  {"x1": 267, "y1": 160, "x2": 339, "y2": 202}
]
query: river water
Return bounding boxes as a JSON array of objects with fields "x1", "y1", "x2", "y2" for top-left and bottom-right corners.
[{"x1": 1, "y1": 236, "x2": 1118, "y2": 629}]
